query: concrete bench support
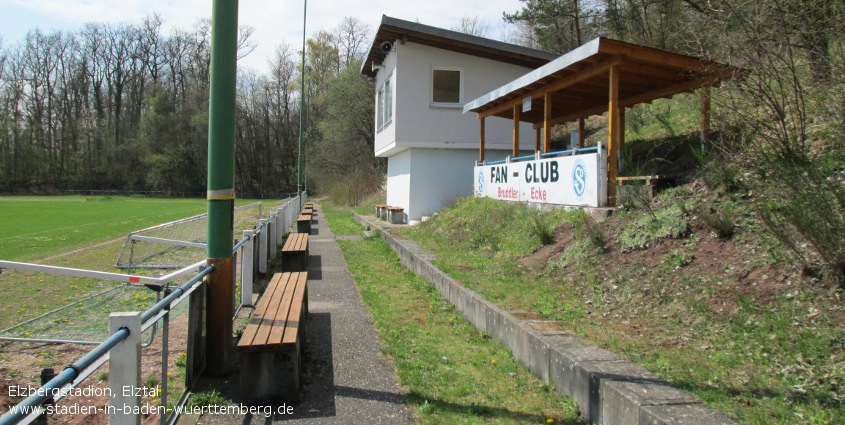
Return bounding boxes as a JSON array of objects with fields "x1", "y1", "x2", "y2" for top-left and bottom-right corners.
[
  {"x1": 281, "y1": 233, "x2": 309, "y2": 272},
  {"x1": 386, "y1": 207, "x2": 405, "y2": 224},
  {"x1": 296, "y1": 214, "x2": 311, "y2": 234}
]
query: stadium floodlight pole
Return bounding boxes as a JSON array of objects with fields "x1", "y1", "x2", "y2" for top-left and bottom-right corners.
[
  {"x1": 297, "y1": 0, "x2": 307, "y2": 204},
  {"x1": 205, "y1": 0, "x2": 238, "y2": 376}
]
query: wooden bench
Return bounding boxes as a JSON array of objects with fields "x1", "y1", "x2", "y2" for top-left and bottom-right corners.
[
  {"x1": 296, "y1": 213, "x2": 311, "y2": 234},
  {"x1": 386, "y1": 206, "x2": 405, "y2": 224},
  {"x1": 237, "y1": 271, "x2": 308, "y2": 404},
  {"x1": 304, "y1": 202, "x2": 313, "y2": 209},
  {"x1": 302, "y1": 205, "x2": 313, "y2": 216},
  {"x1": 375, "y1": 204, "x2": 388, "y2": 219},
  {"x1": 281, "y1": 233, "x2": 308, "y2": 272}
]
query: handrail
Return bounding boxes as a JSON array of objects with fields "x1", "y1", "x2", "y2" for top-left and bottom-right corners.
[
  {"x1": 512, "y1": 154, "x2": 535, "y2": 161},
  {"x1": 142, "y1": 265, "x2": 213, "y2": 323},
  {"x1": 540, "y1": 146, "x2": 598, "y2": 158},
  {"x1": 0, "y1": 329, "x2": 129, "y2": 425},
  {"x1": 0, "y1": 264, "x2": 214, "y2": 425},
  {"x1": 232, "y1": 234, "x2": 251, "y2": 252},
  {"x1": 479, "y1": 146, "x2": 601, "y2": 166}
]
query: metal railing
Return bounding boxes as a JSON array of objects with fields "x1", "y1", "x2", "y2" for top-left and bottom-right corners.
[
  {"x1": 0, "y1": 266, "x2": 213, "y2": 425},
  {"x1": 479, "y1": 146, "x2": 600, "y2": 166},
  {"x1": 0, "y1": 191, "x2": 310, "y2": 425},
  {"x1": 232, "y1": 193, "x2": 304, "y2": 315}
]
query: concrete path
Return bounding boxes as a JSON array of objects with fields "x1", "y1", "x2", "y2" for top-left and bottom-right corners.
[{"x1": 196, "y1": 202, "x2": 414, "y2": 424}]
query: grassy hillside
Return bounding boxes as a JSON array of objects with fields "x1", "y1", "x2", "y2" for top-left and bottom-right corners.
[{"x1": 396, "y1": 192, "x2": 844, "y2": 424}]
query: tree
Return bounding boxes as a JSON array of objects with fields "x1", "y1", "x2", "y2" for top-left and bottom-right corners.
[
  {"x1": 307, "y1": 58, "x2": 382, "y2": 205},
  {"x1": 451, "y1": 16, "x2": 491, "y2": 37},
  {"x1": 504, "y1": 0, "x2": 601, "y2": 52}
]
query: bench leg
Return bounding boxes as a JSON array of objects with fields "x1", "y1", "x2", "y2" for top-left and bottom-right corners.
[
  {"x1": 240, "y1": 346, "x2": 301, "y2": 405},
  {"x1": 282, "y1": 252, "x2": 308, "y2": 272}
]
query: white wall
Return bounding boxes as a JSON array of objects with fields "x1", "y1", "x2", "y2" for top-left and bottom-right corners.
[
  {"x1": 386, "y1": 149, "x2": 411, "y2": 211},
  {"x1": 386, "y1": 148, "x2": 528, "y2": 222},
  {"x1": 374, "y1": 41, "x2": 537, "y2": 158}
]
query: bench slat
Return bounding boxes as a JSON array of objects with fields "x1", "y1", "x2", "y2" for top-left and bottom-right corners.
[
  {"x1": 281, "y1": 272, "x2": 307, "y2": 345},
  {"x1": 253, "y1": 273, "x2": 294, "y2": 346},
  {"x1": 239, "y1": 273, "x2": 284, "y2": 347},
  {"x1": 266, "y1": 274, "x2": 298, "y2": 346}
]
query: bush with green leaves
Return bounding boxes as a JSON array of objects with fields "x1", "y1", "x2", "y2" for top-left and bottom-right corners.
[{"x1": 618, "y1": 203, "x2": 689, "y2": 252}]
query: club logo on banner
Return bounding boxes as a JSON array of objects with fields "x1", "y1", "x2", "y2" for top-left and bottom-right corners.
[
  {"x1": 477, "y1": 169, "x2": 485, "y2": 194},
  {"x1": 572, "y1": 159, "x2": 586, "y2": 201}
]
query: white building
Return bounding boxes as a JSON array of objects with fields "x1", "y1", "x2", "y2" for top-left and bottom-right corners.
[{"x1": 361, "y1": 16, "x2": 557, "y2": 223}]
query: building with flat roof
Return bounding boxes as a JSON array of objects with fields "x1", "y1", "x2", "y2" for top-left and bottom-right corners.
[{"x1": 361, "y1": 15, "x2": 556, "y2": 223}]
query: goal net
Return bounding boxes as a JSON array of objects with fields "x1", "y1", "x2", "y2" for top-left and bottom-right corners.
[{"x1": 115, "y1": 202, "x2": 264, "y2": 271}]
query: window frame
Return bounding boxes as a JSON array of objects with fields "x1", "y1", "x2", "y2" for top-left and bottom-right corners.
[
  {"x1": 377, "y1": 72, "x2": 394, "y2": 132},
  {"x1": 430, "y1": 67, "x2": 463, "y2": 109}
]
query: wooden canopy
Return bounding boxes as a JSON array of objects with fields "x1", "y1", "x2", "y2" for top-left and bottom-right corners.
[{"x1": 464, "y1": 37, "x2": 743, "y2": 205}]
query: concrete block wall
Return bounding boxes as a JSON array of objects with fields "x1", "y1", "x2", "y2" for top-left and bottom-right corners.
[{"x1": 355, "y1": 213, "x2": 738, "y2": 425}]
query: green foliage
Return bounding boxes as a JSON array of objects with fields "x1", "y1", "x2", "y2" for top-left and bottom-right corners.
[
  {"x1": 321, "y1": 200, "x2": 366, "y2": 236},
  {"x1": 700, "y1": 205, "x2": 737, "y2": 239},
  {"x1": 578, "y1": 216, "x2": 607, "y2": 253},
  {"x1": 556, "y1": 239, "x2": 600, "y2": 270},
  {"x1": 307, "y1": 58, "x2": 384, "y2": 201},
  {"x1": 699, "y1": 157, "x2": 744, "y2": 195},
  {"x1": 416, "y1": 197, "x2": 578, "y2": 259},
  {"x1": 758, "y1": 156, "x2": 845, "y2": 281},
  {"x1": 529, "y1": 211, "x2": 555, "y2": 246},
  {"x1": 662, "y1": 250, "x2": 694, "y2": 269},
  {"x1": 188, "y1": 390, "x2": 230, "y2": 407},
  {"x1": 618, "y1": 203, "x2": 689, "y2": 252},
  {"x1": 336, "y1": 234, "x2": 583, "y2": 424}
]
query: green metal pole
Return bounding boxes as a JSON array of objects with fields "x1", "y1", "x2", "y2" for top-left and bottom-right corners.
[
  {"x1": 297, "y1": 0, "x2": 307, "y2": 198},
  {"x1": 206, "y1": 0, "x2": 238, "y2": 375}
]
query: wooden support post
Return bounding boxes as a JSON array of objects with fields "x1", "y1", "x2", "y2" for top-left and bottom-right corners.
[
  {"x1": 608, "y1": 66, "x2": 621, "y2": 206},
  {"x1": 479, "y1": 116, "x2": 486, "y2": 163},
  {"x1": 206, "y1": 257, "x2": 233, "y2": 375},
  {"x1": 543, "y1": 93, "x2": 552, "y2": 152},
  {"x1": 578, "y1": 118, "x2": 585, "y2": 148},
  {"x1": 619, "y1": 107, "x2": 626, "y2": 173},
  {"x1": 512, "y1": 104, "x2": 520, "y2": 157},
  {"x1": 535, "y1": 128, "x2": 541, "y2": 152},
  {"x1": 700, "y1": 87, "x2": 711, "y2": 149}
]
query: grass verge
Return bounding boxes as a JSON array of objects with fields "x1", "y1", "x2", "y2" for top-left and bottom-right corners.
[
  {"x1": 398, "y1": 196, "x2": 844, "y2": 425},
  {"x1": 323, "y1": 203, "x2": 584, "y2": 424}
]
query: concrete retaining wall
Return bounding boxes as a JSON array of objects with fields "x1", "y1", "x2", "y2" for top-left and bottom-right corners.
[{"x1": 354, "y1": 212, "x2": 737, "y2": 425}]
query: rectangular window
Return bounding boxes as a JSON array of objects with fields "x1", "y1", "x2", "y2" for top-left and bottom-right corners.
[
  {"x1": 432, "y1": 68, "x2": 461, "y2": 105},
  {"x1": 377, "y1": 74, "x2": 393, "y2": 132},
  {"x1": 384, "y1": 77, "x2": 393, "y2": 125},
  {"x1": 377, "y1": 85, "x2": 384, "y2": 129}
]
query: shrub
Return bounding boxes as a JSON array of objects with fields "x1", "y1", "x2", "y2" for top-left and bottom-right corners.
[
  {"x1": 701, "y1": 205, "x2": 736, "y2": 239},
  {"x1": 618, "y1": 204, "x2": 689, "y2": 252},
  {"x1": 576, "y1": 216, "x2": 607, "y2": 253},
  {"x1": 758, "y1": 158, "x2": 845, "y2": 282},
  {"x1": 701, "y1": 158, "x2": 744, "y2": 195},
  {"x1": 530, "y1": 212, "x2": 555, "y2": 246}
]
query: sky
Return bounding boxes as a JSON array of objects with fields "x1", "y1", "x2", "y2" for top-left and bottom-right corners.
[{"x1": 0, "y1": 0, "x2": 525, "y2": 73}]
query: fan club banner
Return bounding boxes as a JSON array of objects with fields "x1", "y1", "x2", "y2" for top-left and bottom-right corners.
[{"x1": 474, "y1": 152, "x2": 606, "y2": 207}]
